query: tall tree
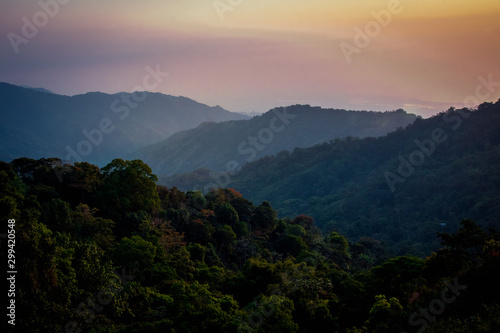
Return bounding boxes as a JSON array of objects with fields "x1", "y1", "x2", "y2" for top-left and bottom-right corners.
[
  {"x1": 98, "y1": 159, "x2": 160, "y2": 218},
  {"x1": 250, "y1": 201, "x2": 277, "y2": 235}
]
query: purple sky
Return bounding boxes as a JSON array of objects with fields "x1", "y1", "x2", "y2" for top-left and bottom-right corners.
[{"x1": 1, "y1": 0, "x2": 500, "y2": 117}]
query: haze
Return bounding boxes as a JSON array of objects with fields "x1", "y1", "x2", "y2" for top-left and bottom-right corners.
[{"x1": 1, "y1": 0, "x2": 499, "y2": 117}]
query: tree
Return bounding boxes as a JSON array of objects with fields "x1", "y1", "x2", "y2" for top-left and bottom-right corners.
[
  {"x1": 291, "y1": 214, "x2": 314, "y2": 230},
  {"x1": 98, "y1": 159, "x2": 160, "y2": 218},
  {"x1": 151, "y1": 218, "x2": 186, "y2": 255},
  {"x1": 11, "y1": 157, "x2": 64, "y2": 187},
  {"x1": 216, "y1": 202, "x2": 239, "y2": 227},
  {"x1": 230, "y1": 196, "x2": 255, "y2": 223},
  {"x1": 157, "y1": 185, "x2": 186, "y2": 210},
  {"x1": 242, "y1": 295, "x2": 299, "y2": 333},
  {"x1": 250, "y1": 201, "x2": 277, "y2": 235},
  {"x1": 438, "y1": 219, "x2": 487, "y2": 253},
  {"x1": 328, "y1": 231, "x2": 349, "y2": 253},
  {"x1": 72, "y1": 204, "x2": 116, "y2": 251},
  {"x1": 187, "y1": 190, "x2": 207, "y2": 210},
  {"x1": 114, "y1": 235, "x2": 157, "y2": 271},
  {"x1": 275, "y1": 234, "x2": 307, "y2": 257},
  {"x1": 165, "y1": 280, "x2": 241, "y2": 332},
  {"x1": 0, "y1": 161, "x2": 24, "y2": 219},
  {"x1": 213, "y1": 225, "x2": 237, "y2": 252},
  {"x1": 60, "y1": 162, "x2": 101, "y2": 205},
  {"x1": 367, "y1": 255, "x2": 425, "y2": 302},
  {"x1": 365, "y1": 295, "x2": 404, "y2": 333},
  {"x1": 205, "y1": 188, "x2": 243, "y2": 208},
  {"x1": 233, "y1": 238, "x2": 258, "y2": 268},
  {"x1": 425, "y1": 219, "x2": 489, "y2": 281}
]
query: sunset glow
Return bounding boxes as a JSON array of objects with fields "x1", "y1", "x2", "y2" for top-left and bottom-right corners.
[{"x1": 1, "y1": 0, "x2": 499, "y2": 116}]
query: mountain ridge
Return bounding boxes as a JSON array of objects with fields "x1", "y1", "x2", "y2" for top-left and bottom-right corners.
[
  {"x1": 161, "y1": 100, "x2": 500, "y2": 255},
  {"x1": 132, "y1": 105, "x2": 417, "y2": 176},
  {"x1": 0, "y1": 82, "x2": 248, "y2": 166}
]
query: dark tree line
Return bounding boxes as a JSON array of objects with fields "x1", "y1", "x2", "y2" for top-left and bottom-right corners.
[{"x1": 1, "y1": 158, "x2": 499, "y2": 332}]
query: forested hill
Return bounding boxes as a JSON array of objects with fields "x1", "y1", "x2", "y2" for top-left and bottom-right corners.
[
  {"x1": 1, "y1": 158, "x2": 499, "y2": 332},
  {"x1": 130, "y1": 105, "x2": 416, "y2": 176},
  {"x1": 164, "y1": 100, "x2": 500, "y2": 256},
  {"x1": 0, "y1": 82, "x2": 247, "y2": 166}
]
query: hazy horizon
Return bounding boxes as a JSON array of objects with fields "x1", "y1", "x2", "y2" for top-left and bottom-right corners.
[{"x1": 1, "y1": 0, "x2": 499, "y2": 117}]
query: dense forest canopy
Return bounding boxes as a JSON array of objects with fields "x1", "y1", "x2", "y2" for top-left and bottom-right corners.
[
  {"x1": 164, "y1": 100, "x2": 500, "y2": 257},
  {"x1": 1, "y1": 152, "x2": 499, "y2": 332}
]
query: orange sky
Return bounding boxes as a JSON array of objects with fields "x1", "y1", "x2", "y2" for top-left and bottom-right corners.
[{"x1": 1, "y1": 0, "x2": 499, "y2": 116}]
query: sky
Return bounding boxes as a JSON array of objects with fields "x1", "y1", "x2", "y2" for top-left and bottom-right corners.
[{"x1": 1, "y1": 0, "x2": 499, "y2": 117}]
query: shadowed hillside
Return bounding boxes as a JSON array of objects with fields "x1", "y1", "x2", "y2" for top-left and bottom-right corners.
[
  {"x1": 132, "y1": 105, "x2": 416, "y2": 176},
  {"x1": 162, "y1": 101, "x2": 500, "y2": 256},
  {"x1": 0, "y1": 82, "x2": 248, "y2": 166}
]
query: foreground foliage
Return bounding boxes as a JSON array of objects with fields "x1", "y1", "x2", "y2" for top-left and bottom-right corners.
[{"x1": 1, "y1": 158, "x2": 499, "y2": 332}]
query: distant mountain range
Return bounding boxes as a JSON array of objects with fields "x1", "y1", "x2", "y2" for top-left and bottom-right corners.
[
  {"x1": 162, "y1": 100, "x2": 500, "y2": 255},
  {"x1": 20, "y1": 85, "x2": 56, "y2": 94},
  {"x1": 0, "y1": 82, "x2": 248, "y2": 166},
  {"x1": 132, "y1": 105, "x2": 417, "y2": 176}
]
